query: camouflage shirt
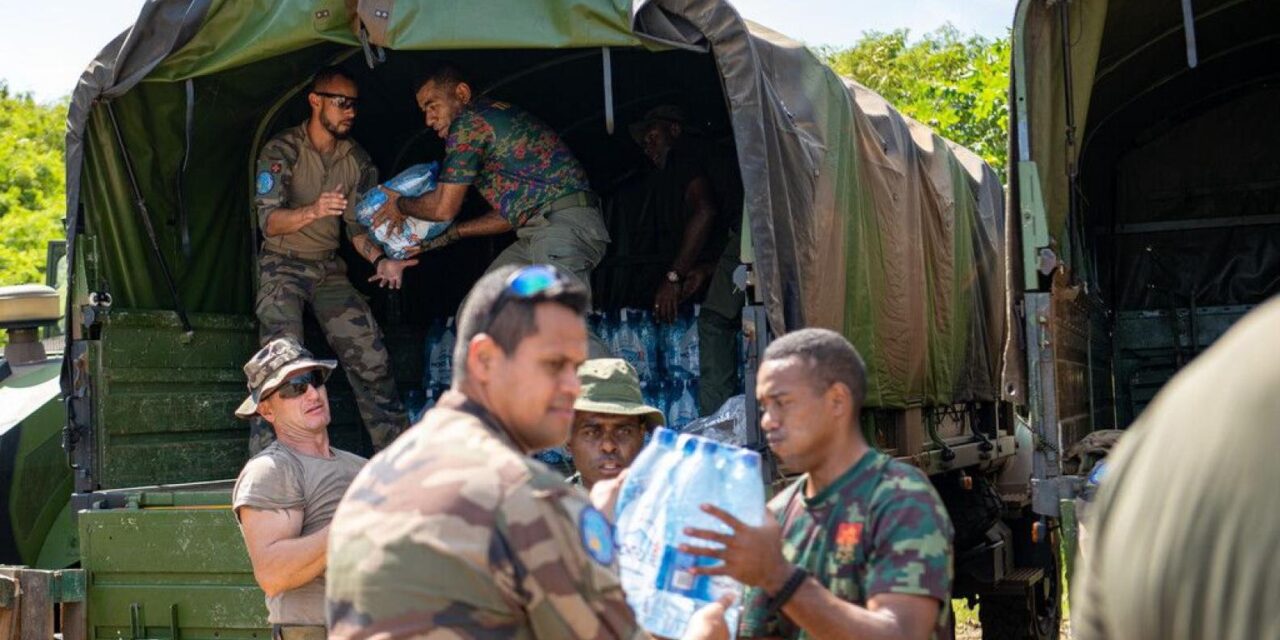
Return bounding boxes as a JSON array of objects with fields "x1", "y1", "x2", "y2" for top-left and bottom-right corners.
[
  {"x1": 739, "y1": 450, "x2": 954, "y2": 640},
  {"x1": 441, "y1": 98, "x2": 592, "y2": 227},
  {"x1": 326, "y1": 390, "x2": 642, "y2": 639}
]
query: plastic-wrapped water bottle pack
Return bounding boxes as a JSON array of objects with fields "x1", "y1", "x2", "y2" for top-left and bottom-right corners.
[
  {"x1": 615, "y1": 428, "x2": 765, "y2": 639},
  {"x1": 355, "y1": 163, "x2": 453, "y2": 259},
  {"x1": 590, "y1": 306, "x2": 722, "y2": 431}
]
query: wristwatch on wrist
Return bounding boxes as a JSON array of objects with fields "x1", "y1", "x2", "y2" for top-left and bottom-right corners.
[
  {"x1": 373, "y1": 255, "x2": 387, "y2": 268},
  {"x1": 666, "y1": 270, "x2": 682, "y2": 284}
]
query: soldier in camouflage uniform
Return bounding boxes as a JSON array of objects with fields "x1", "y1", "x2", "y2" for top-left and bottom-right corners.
[
  {"x1": 680, "y1": 328, "x2": 954, "y2": 640},
  {"x1": 370, "y1": 62, "x2": 611, "y2": 355},
  {"x1": 251, "y1": 67, "x2": 415, "y2": 454},
  {"x1": 326, "y1": 265, "x2": 731, "y2": 640}
]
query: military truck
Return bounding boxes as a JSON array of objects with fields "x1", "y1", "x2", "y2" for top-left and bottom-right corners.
[
  {"x1": 1011, "y1": 0, "x2": 1280, "y2": 608},
  {"x1": 0, "y1": 0, "x2": 1072, "y2": 637}
]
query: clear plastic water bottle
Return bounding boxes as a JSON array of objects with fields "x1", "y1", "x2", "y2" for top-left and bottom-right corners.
[
  {"x1": 616, "y1": 309, "x2": 656, "y2": 381},
  {"x1": 617, "y1": 434, "x2": 693, "y2": 616},
  {"x1": 428, "y1": 317, "x2": 455, "y2": 390},
  {"x1": 668, "y1": 378, "x2": 699, "y2": 430},
  {"x1": 678, "y1": 306, "x2": 701, "y2": 377},
  {"x1": 642, "y1": 440, "x2": 728, "y2": 637}
]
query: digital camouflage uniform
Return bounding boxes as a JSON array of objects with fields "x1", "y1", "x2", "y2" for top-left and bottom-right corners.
[
  {"x1": 326, "y1": 390, "x2": 643, "y2": 639},
  {"x1": 739, "y1": 450, "x2": 954, "y2": 640},
  {"x1": 441, "y1": 99, "x2": 610, "y2": 303},
  {"x1": 251, "y1": 123, "x2": 407, "y2": 454}
]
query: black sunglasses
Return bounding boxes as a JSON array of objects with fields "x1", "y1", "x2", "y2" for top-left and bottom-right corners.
[
  {"x1": 313, "y1": 91, "x2": 359, "y2": 110},
  {"x1": 490, "y1": 265, "x2": 573, "y2": 318},
  {"x1": 265, "y1": 370, "x2": 325, "y2": 401}
]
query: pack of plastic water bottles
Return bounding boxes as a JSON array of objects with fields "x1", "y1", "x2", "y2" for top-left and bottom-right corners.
[
  {"x1": 615, "y1": 428, "x2": 765, "y2": 639},
  {"x1": 355, "y1": 162, "x2": 452, "y2": 259},
  {"x1": 590, "y1": 307, "x2": 704, "y2": 430}
]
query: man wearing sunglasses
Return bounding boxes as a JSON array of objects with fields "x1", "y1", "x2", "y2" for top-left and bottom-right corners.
[
  {"x1": 232, "y1": 337, "x2": 368, "y2": 640},
  {"x1": 251, "y1": 66, "x2": 412, "y2": 456},
  {"x1": 327, "y1": 265, "x2": 730, "y2": 640}
]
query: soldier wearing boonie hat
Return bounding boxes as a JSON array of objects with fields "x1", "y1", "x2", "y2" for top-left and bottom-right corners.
[
  {"x1": 566, "y1": 358, "x2": 665, "y2": 489},
  {"x1": 231, "y1": 337, "x2": 367, "y2": 640}
]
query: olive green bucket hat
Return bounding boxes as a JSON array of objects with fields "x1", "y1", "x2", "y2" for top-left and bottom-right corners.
[{"x1": 574, "y1": 358, "x2": 665, "y2": 427}]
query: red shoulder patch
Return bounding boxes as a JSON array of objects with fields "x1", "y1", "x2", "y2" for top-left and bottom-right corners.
[
  {"x1": 270, "y1": 162, "x2": 283, "y2": 174},
  {"x1": 835, "y1": 522, "x2": 863, "y2": 556}
]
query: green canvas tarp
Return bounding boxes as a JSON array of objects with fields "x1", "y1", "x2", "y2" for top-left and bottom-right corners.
[{"x1": 65, "y1": 0, "x2": 1017, "y2": 409}]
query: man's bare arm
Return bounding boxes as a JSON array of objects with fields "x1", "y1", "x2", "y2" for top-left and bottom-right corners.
[
  {"x1": 350, "y1": 233, "x2": 384, "y2": 264},
  {"x1": 238, "y1": 506, "x2": 329, "y2": 597},
  {"x1": 264, "y1": 188, "x2": 347, "y2": 237},
  {"x1": 775, "y1": 585, "x2": 940, "y2": 640},
  {"x1": 398, "y1": 182, "x2": 470, "y2": 222},
  {"x1": 670, "y1": 175, "x2": 718, "y2": 276},
  {"x1": 453, "y1": 209, "x2": 514, "y2": 238}
]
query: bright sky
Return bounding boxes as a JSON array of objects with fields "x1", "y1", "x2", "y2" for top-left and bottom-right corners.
[{"x1": 0, "y1": 0, "x2": 1014, "y2": 103}]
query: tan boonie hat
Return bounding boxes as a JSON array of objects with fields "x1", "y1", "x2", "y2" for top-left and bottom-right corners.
[
  {"x1": 234, "y1": 337, "x2": 337, "y2": 419},
  {"x1": 574, "y1": 358, "x2": 665, "y2": 427}
]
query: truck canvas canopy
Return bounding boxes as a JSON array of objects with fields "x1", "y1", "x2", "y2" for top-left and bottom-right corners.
[{"x1": 63, "y1": 0, "x2": 1015, "y2": 489}]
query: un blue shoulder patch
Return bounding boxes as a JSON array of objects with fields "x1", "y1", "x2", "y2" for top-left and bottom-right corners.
[
  {"x1": 578, "y1": 506, "x2": 615, "y2": 566},
  {"x1": 256, "y1": 171, "x2": 275, "y2": 195}
]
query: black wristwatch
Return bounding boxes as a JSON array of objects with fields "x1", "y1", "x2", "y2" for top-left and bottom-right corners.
[
  {"x1": 765, "y1": 566, "x2": 809, "y2": 616},
  {"x1": 373, "y1": 255, "x2": 387, "y2": 268}
]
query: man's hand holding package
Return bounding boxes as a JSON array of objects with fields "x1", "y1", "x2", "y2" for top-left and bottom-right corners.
[{"x1": 371, "y1": 186, "x2": 407, "y2": 235}]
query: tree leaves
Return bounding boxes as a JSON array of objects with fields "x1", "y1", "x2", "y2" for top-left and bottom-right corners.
[
  {"x1": 821, "y1": 25, "x2": 1010, "y2": 181},
  {"x1": 0, "y1": 83, "x2": 67, "y2": 287}
]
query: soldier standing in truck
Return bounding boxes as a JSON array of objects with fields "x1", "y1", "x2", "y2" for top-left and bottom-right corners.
[{"x1": 252, "y1": 67, "x2": 413, "y2": 454}]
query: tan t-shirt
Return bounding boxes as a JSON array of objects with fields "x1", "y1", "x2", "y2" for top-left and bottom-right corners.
[
  {"x1": 254, "y1": 123, "x2": 378, "y2": 256},
  {"x1": 233, "y1": 441, "x2": 366, "y2": 625}
]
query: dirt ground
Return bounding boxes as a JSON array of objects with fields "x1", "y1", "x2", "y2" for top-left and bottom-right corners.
[{"x1": 951, "y1": 600, "x2": 1072, "y2": 640}]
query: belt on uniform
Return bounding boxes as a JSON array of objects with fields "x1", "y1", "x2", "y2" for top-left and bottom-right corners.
[
  {"x1": 261, "y1": 246, "x2": 336, "y2": 262},
  {"x1": 537, "y1": 191, "x2": 600, "y2": 217},
  {"x1": 271, "y1": 624, "x2": 326, "y2": 640}
]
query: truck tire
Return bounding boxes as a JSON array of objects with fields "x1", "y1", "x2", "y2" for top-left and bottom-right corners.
[{"x1": 978, "y1": 543, "x2": 1061, "y2": 640}]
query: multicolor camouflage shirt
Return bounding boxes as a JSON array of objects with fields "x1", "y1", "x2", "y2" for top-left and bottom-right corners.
[
  {"x1": 739, "y1": 450, "x2": 954, "y2": 640},
  {"x1": 326, "y1": 390, "x2": 642, "y2": 639},
  {"x1": 441, "y1": 98, "x2": 592, "y2": 227}
]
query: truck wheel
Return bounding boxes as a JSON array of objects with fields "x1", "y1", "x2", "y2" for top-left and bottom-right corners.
[{"x1": 978, "y1": 548, "x2": 1061, "y2": 640}]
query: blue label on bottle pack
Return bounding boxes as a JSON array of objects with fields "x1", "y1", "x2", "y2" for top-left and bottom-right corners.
[{"x1": 655, "y1": 545, "x2": 715, "y2": 600}]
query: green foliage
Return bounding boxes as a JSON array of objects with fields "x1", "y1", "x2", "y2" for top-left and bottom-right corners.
[
  {"x1": 0, "y1": 82, "x2": 67, "y2": 288},
  {"x1": 822, "y1": 25, "x2": 1010, "y2": 180}
]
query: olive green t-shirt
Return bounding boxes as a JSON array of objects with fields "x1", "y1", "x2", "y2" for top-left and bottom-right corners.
[
  {"x1": 233, "y1": 441, "x2": 366, "y2": 625},
  {"x1": 1073, "y1": 297, "x2": 1280, "y2": 640},
  {"x1": 254, "y1": 123, "x2": 378, "y2": 256}
]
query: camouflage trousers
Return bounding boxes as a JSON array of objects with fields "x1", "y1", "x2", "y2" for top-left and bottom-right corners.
[
  {"x1": 250, "y1": 251, "x2": 407, "y2": 455},
  {"x1": 486, "y1": 204, "x2": 613, "y2": 358}
]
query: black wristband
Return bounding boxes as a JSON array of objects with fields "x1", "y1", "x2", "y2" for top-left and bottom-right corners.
[
  {"x1": 373, "y1": 254, "x2": 386, "y2": 268},
  {"x1": 765, "y1": 566, "x2": 808, "y2": 616}
]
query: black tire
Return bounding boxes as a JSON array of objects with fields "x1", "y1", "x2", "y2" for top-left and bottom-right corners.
[{"x1": 978, "y1": 531, "x2": 1062, "y2": 639}]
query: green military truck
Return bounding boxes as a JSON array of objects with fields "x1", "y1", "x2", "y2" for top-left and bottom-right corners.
[
  {"x1": 1011, "y1": 0, "x2": 1280, "y2": 590},
  {"x1": 3, "y1": 0, "x2": 1194, "y2": 637}
]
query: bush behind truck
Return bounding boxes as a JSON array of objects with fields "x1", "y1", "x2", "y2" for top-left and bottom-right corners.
[{"x1": 14, "y1": 0, "x2": 1234, "y2": 638}]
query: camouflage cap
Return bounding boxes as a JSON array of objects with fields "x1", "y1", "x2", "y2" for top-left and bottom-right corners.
[
  {"x1": 234, "y1": 337, "x2": 337, "y2": 419},
  {"x1": 574, "y1": 358, "x2": 665, "y2": 427}
]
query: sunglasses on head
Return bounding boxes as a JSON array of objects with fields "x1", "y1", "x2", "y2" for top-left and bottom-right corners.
[
  {"x1": 490, "y1": 265, "x2": 573, "y2": 317},
  {"x1": 264, "y1": 370, "x2": 325, "y2": 401},
  {"x1": 313, "y1": 91, "x2": 359, "y2": 110}
]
